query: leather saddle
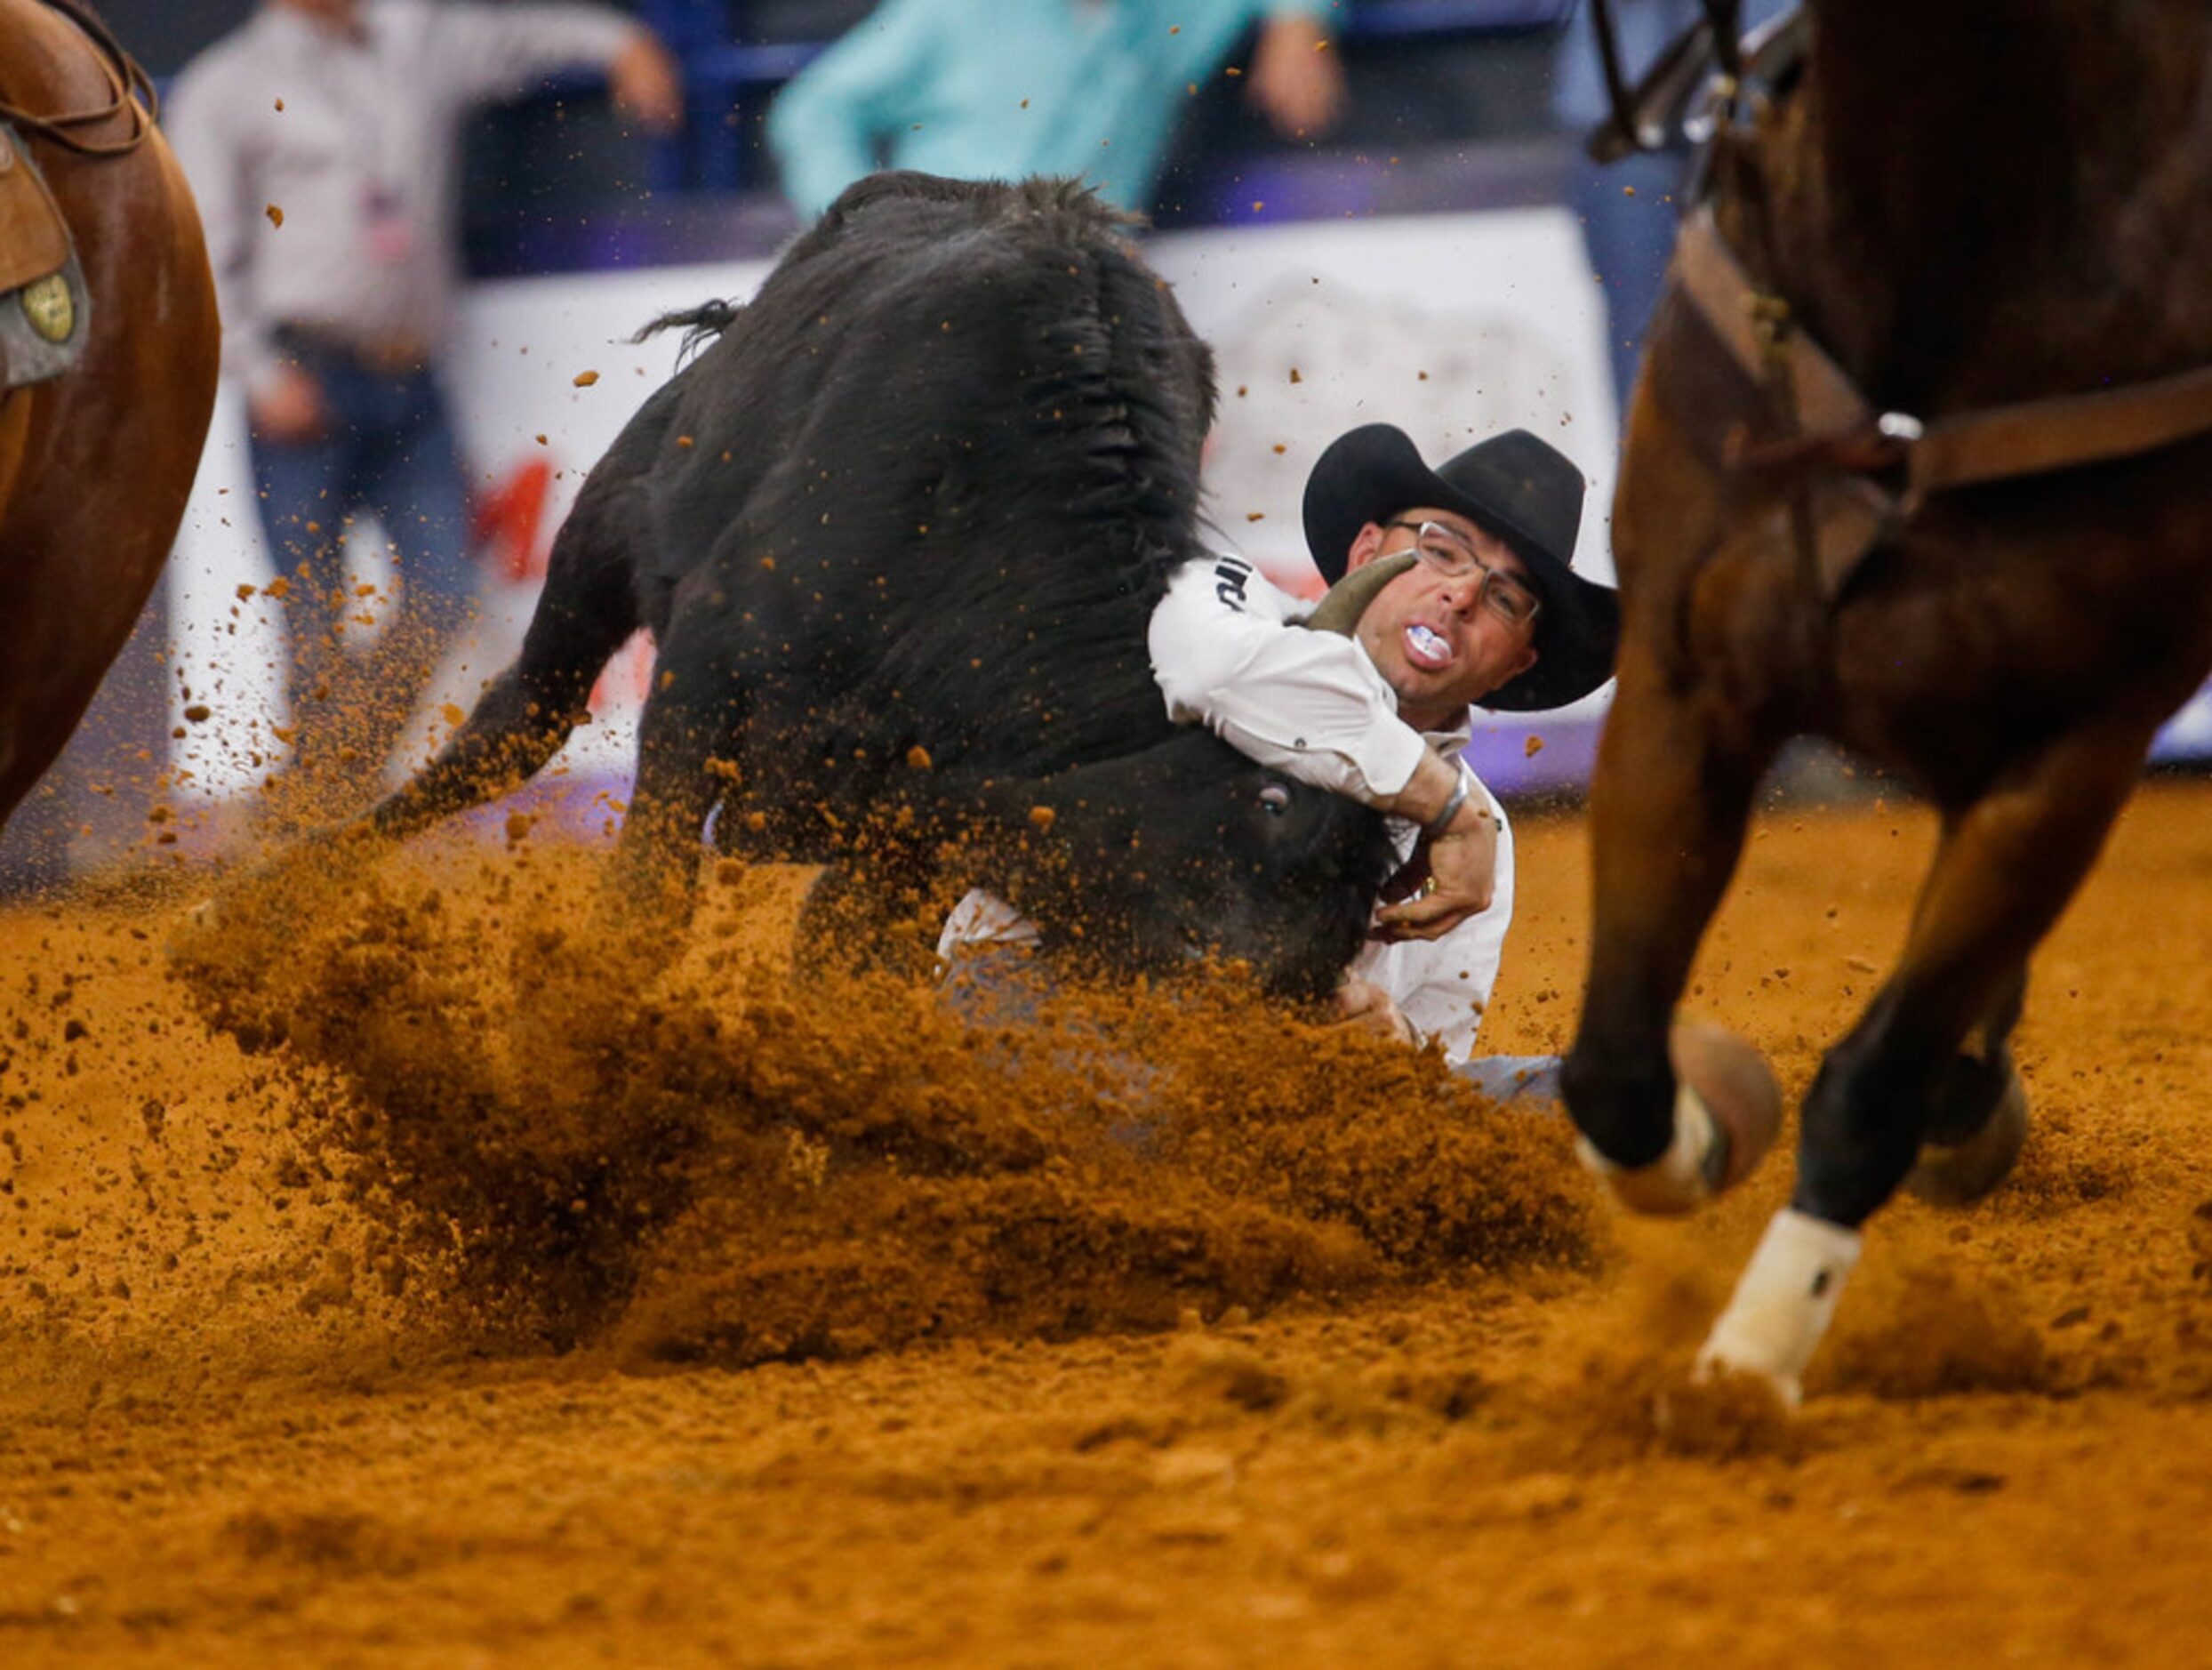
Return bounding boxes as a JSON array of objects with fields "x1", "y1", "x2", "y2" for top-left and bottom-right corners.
[
  {"x1": 0, "y1": 124, "x2": 90, "y2": 389},
  {"x1": 0, "y1": 0, "x2": 156, "y2": 389},
  {"x1": 0, "y1": 121, "x2": 90, "y2": 389}
]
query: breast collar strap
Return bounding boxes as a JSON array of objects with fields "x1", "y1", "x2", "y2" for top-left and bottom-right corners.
[{"x1": 1674, "y1": 206, "x2": 2212, "y2": 510}]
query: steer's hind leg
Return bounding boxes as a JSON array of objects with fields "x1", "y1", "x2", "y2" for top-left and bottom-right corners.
[
  {"x1": 602, "y1": 595, "x2": 745, "y2": 933},
  {"x1": 187, "y1": 478, "x2": 648, "y2": 946},
  {"x1": 367, "y1": 473, "x2": 647, "y2": 844},
  {"x1": 1563, "y1": 649, "x2": 1782, "y2": 1212},
  {"x1": 1702, "y1": 718, "x2": 2154, "y2": 1399}
]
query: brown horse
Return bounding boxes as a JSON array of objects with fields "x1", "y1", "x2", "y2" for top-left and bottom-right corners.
[
  {"x1": 0, "y1": 0, "x2": 218, "y2": 840},
  {"x1": 1563, "y1": 0, "x2": 2212, "y2": 1399}
]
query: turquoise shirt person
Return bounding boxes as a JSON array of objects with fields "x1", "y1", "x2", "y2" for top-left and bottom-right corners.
[{"x1": 767, "y1": 0, "x2": 1337, "y2": 221}]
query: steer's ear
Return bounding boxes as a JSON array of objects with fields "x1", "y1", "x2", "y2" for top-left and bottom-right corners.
[{"x1": 1301, "y1": 551, "x2": 1418, "y2": 636}]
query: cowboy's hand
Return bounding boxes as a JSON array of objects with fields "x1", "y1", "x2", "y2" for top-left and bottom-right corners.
[
  {"x1": 611, "y1": 31, "x2": 685, "y2": 135},
  {"x1": 1246, "y1": 14, "x2": 1346, "y2": 139},
  {"x1": 249, "y1": 364, "x2": 326, "y2": 446},
  {"x1": 1334, "y1": 976, "x2": 1417, "y2": 1047},
  {"x1": 1372, "y1": 812, "x2": 1498, "y2": 942}
]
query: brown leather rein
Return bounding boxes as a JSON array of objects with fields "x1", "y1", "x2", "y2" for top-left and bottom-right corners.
[{"x1": 0, "y1": 0, "x2": 159, "y2": 157}]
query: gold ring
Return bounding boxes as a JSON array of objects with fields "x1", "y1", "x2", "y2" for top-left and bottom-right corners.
[{"x1": 1420, "y1": 875, "x2": 1439, "y2": 898}]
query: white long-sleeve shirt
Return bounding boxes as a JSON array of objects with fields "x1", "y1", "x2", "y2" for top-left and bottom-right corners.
[
  {"x1": 164, "y1": 0, "x2": 637, "y2": 392},
  {"x1": 941, "y1": 553, "x2": 1516, "y2": 1064}
]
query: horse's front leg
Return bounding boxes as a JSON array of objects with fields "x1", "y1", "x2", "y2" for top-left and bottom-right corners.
[
  {"x1": 1701, "y1": 718, "x2": 2155, "y2": 1400},
  {"x1": 1563, "y1": 643, "x2": 1782, "y2": 1211}
]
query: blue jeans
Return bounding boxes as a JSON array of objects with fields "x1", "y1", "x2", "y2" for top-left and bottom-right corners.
[
  {"x1": 941, "y1": 944, "x2": 1563, "y2": 1116},
  {"x1": 251, "y1": 341, "x2": 477, "y2": 792},
  {"x1": 1570, "y1": 145, "x2": 1692, "y2": 413},
  {"x1": 1552, "y1": 0, "x2": 1792, "y2": 412},
  {"x1": 1453, "y1": 1052, "x2": 1564, "y2": 1110}
]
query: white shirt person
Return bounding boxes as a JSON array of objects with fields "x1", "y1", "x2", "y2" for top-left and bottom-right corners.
[{"x1": 943, "y1": 423, "x2": 1621, "y2": 1080}]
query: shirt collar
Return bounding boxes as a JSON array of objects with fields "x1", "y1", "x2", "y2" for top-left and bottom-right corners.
[{"x1": 1423, "y1": 713, "x2": 1475, "y2": 754}]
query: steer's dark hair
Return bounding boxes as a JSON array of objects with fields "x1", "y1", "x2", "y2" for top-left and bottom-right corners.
[
  {"x1": 361, "y1": 173, "x2": 1390, "y2": 992},
  {"x1": 644, "y1": 173, "x2": 1221, "y2": 783}
]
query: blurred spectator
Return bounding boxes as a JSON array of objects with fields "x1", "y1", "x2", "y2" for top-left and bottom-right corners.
[
  {"x1": 165, "y1": 0, "x2": 681, "y2": 817},
  {"x1": 1551, "y1": 0, "x2": 1782, "y2": 409},
  {"x1": 765, "y1": 0, "x2": 1346, "y2": 222}
]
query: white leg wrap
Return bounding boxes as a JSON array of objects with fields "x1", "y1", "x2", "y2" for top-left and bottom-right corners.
[
  {"x1": 1695, "y1": 1208, "x2": 1863, "y2": 1406},
  {"x1": 1575, "y1": 1080, "x2": 1719, "y2": 1216}
]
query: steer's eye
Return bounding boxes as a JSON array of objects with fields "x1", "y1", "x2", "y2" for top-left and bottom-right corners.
[{"x1": 1258, "y1": 783, "x2": 1292, "y2": 816}]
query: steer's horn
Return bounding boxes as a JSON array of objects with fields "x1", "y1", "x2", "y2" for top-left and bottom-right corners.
[{"x1": 1300, "y1": 551, "x2": 1418, "y2": 637}]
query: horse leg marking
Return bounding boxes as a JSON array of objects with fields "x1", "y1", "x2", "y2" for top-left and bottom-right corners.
[
  {"x1": 1696, "y1": 1208, "x2": 1864, "y2": 1406},
  {"x1": 1702, "y1": 723, "x2": 2155, "y2": 1400},
  {"x1": 1575, "y1": 1077, "x2": 1725, "y2": 1215}
]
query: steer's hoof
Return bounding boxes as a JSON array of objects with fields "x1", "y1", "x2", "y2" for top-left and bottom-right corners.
[{"x1": 1904, "y1": 1064, "x2": 2029, "y2": 1207}]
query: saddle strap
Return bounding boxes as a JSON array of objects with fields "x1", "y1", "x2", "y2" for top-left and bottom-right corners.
[
  {"x1": 0, "y1": 124, "x2": 69, "y2": 289},
  {"x1": 0, "y1": 0, "x2": 157, "y2": 157}
]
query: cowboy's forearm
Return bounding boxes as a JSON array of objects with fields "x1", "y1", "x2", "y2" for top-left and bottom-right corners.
[{"x1": 1379, "y1": 750, "x2": 1491, "y2": 837}]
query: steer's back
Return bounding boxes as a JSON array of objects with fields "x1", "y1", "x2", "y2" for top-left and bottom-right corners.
[{"x1": 645, "y1": 175, "x2": 1218, "y2": 800}]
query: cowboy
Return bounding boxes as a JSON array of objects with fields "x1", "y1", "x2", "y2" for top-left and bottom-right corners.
[{"x1": 942, "y1": 422, "x2": 1620, "y2": 1097}]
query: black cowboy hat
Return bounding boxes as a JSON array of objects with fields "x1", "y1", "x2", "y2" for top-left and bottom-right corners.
[{"x1": 1301, "y1": 424, "x2": 1620, "y2": 712}]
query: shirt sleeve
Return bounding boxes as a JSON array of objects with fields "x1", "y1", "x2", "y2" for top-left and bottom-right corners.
[
  {"x1": 765, "y1": 0, "x2": 945, "y2": 220},
  {"x1": 1146, "y1": 555, "x2": 1431, "y2": 805},
  {"x1": 1350, "y1": 782, "x2": 1515, "y2": 1066},
  {"x1": 164, "y1": 57, "x2": 280, "y2": 393},
  {"x1": 434, "y1": 2, "x2": 640, "y2": 108}
]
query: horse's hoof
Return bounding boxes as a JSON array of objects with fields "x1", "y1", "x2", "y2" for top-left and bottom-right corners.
[
  {"x1": 1903, "y1": 1064, "x2": 2029, "y2": 1207},
  {"x1": 1672, "y1": 1020, "x2": 1784, "y2": 1195},
  {"x1": 1576, "y1": 1023, "x2": 1782, "y2": 1215},
  {"x1": 1693, "y1": 1345, "x2": 1805, "y2": 1410}
]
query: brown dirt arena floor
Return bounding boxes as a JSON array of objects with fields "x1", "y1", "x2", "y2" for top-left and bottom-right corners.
[{"x1": 4, "y1": 781, "x2": 2211, "y2": 1666}]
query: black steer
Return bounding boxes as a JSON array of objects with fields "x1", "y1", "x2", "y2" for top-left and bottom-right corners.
[{"x1": 365, "y1": 173, "x2": 1393, "y2": 995}]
